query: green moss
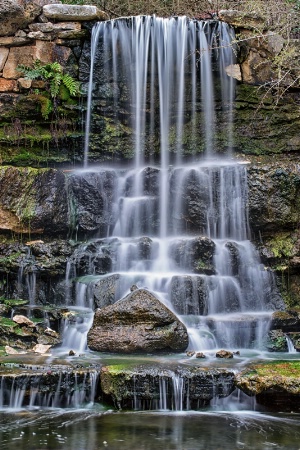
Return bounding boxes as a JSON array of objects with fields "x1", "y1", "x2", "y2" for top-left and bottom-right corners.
[
  {"x1": 266, "y1": 233, "x2": 296, "y2": 259},
  {"x1": 0, "y1": 317, "x2": 17, "y2": 328},
  {"x1": 1, "y1": 299, "x2": 28, "y2": 307},
  {"x1": 245, "y1": 361, "x2": 300, "y2": 377},
  {"x1": 0, "y1": 252, "x2": 22, "y2": 268}
]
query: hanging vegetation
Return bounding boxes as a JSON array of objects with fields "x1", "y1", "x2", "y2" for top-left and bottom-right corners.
[{"x1": 17, "y1": 60, "x2": 81, "y2": 119}]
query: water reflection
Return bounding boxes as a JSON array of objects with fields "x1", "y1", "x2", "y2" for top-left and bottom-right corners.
[{"x1": 1, "y1": 409, "x2": 300, "y2": 450}]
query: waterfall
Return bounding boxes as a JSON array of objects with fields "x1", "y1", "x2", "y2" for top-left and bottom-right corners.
[
  {"x1": 70, "y1": 15, "x2": 283, "y2": 352},
  {"x1": 0, "y1": 371, "x2": 99, "y2": 409}
]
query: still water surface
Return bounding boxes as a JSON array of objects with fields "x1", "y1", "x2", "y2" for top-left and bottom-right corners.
[{"x1": 1, "y1": 408, "x2": 300, "y2": 450}]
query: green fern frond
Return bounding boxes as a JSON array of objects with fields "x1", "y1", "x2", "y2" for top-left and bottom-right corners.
[
  {"x1": 16, "y1": 59, "x2": 80, "y2": 119},
  {"x1": 62, "y1": 74, "x2": 80, "y2": 96},
  {"x1": 16, "y1": 65, "x2": 42, "y2": 80}
]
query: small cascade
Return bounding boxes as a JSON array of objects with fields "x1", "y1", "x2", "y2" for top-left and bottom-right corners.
[
  {"x1": 172, "y1": 375, "x2": 184, "y2": 411},
  {"x1": 17, "y1": 247, "x2": 37, "y2": 305},
  {"x1": 60, "y1": 281, "x2": 94, "y2": 354},
  {"x1": 211, "y1": 388, "x2": 257, "y2": 412},
  {"x1": 126, "y1": 368, "x2": 235, "y2": 411},
  {"x1": 286, "y1": 335, "x2": 297, "y2": 353},
  {"x1": 0, "y1": 370, "x2": 99, "y2": 409}
]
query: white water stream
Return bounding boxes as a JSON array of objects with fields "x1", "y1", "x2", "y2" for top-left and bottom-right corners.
[{"x1": 66, "y1": 16, "x2": 281, "y2": 353}]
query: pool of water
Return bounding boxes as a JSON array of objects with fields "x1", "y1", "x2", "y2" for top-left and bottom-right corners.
[{"x1": 1, "y1": 408, "x2": 299, "y2": 450}]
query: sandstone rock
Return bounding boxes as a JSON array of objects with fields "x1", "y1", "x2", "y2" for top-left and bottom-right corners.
[
  {"x1": 0, "y1": 166, "x2": 69, "y2": 237},
  {"x1": 29, "y1": 21, "x2": 81, "y2": 33},
  {"x1": 18, "y1": 77, "x2": 32, "y2": 89},
  {"x1": 0, "y1": 48, "x2": 9, "y2": 71},
  {"x1": 171, "y1": 237, "x2": 216, "y2": 274},
  {"x1": 28, "y1": 22, "x2": 55, "y2": 33},
  {"x1": 13, "y1": 314, "x2": 35, "y2": 327},
  {"x1": 32, "y1": 343, "x2": 51, "y2": 354},
  {"x1": 241, "y1": 49, "x2": 274, "y2": 84},
  {"x1": 0, "y1": 36, "x2": 31, "y2": 47},
  {"x1": 216, "y1": 349, "x2": 234, "y2": 359},
  {"x1": 219, "y1": 9, "x2": 264, "y2": 29},
  {"x1": 270, "y1": 310, "x2": 300, "y2": 331},
  {"x1": 0, "y1": 78, "x2": 18, "y2": 92},
  {"x1": 67, "y1": 170, "x2": 118, "y2": 237},
  {"x1": 87, "y1": 288, "x2": 189, "y2": 353},
  {"x1": 0, "y1": 0, "x2": 41, "y2": 37},
  {"x1": 43, "y1": 4, "x2": 108, "y2": 21},
  {"x1": 27, "y1": 31, "x2": 54, "y2": 41},
  {"x1": 31, "y1": 80, "x2": 46, "y2": 89},
  {"x1": 195, "y1": 352, "x2": 206, "y2": 358},
  {"x1": 5, "y1": 345, "x2": 26, "y2": 354},
  {"x1": 225, "y1": 64, "x2": 242, "y2": 81},
  {"x1": 0, "y1": 0, "x2": 25, "y2": 37},
  {"x1": 44, "y1": 327, "x2": 59, "y2": 338},
  {"x1": 169, "y1": 275, "x2": 208, "y2": 315},
  {"x1": 57, "y1": 30, "x2": 86, "y2": 40},
  {"x1": 248, "y1": 162, "x2": 300, "y2": 233},
  {"x1": 3, "y1": 42, "x2": 55, "y2": 79}
]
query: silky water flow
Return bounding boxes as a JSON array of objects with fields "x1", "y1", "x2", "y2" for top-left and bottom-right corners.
[{"x1": 73, "y1": 16, "x2": 281, "y2": 353}]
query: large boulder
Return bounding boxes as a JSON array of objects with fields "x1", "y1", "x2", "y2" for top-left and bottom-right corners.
[
  {"x1": 87, "y1": 288, "x2": 189, "y2": 353},
  {"x1": 0, "y1": 0, "x2": 41, "y2": 37}
]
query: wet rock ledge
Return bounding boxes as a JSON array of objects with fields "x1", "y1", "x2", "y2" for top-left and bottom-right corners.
[
  {"x1": 1, "y1": 358, "x2": 300, "y2": 412},
  {"x1": 236, "y1": 361, "x2": 300, "y2": 412}
]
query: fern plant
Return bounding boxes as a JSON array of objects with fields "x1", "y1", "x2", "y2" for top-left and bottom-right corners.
[{"x1": 17, "y1": 60, "x2": 80, "y2": 119}]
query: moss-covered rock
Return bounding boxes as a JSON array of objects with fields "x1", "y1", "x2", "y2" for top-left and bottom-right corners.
[
  {"x1": 100, "y1": 363, "x2": 235, "y2": 409},
  {"x1": 88, "y1": 288, "x2": 189, "y2": 353},
  {"x1": 236, "y1": 361, "x2": 300, "y2": 411}
]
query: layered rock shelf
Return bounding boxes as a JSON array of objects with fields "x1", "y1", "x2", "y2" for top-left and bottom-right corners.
[{"x1": 1, "y1": 357, "x2": 300, "y2": 411}]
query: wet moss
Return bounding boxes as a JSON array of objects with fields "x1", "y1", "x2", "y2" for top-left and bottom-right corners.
[
  {"x1": 0, "y1": 317, "x2": 16, "y2": 328},
  {"x1": 244, "y1": 361, "x2": 300, "y2": 377},
  {"x1": 266, "y1": 233, "x2": 296, "y2": 259},
  {"x1": 1, "y1": 299, "x2": 28, "y2": 307}
]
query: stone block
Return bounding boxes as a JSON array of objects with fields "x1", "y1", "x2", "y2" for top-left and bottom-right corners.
[
  {"x1": 57, "y1": 30, "x2": 87, "y2": 40},
  {"x1": 0, "y1": 0, "x2": 25, "y2": 37},
  {"x1": 0, "y1": 37, "x2": 31, "y2": 47},
  {"x1": 28, "y1": 22, "x2": 55, "y2": 33},
  {"x1": 43, "y1": 4, "x2": 108, "y2": 21},
  {"x1": 3, "y1": 42, "x2": 55, "y2": 79},
  {"x1": 27, "y1": 31, "x2": 54, "y2": 41},
  {"x1": 0, "y1": 78, "x2": 18, "y2": 92},
  {"x1": 0, "y1": 0, "x2": 41, "y2": 37},
  {"x1": 18, "y1": 77, "x2": 32, "y2": 89},
  {"x1": 0, "y1": 48, "x2": 9, "y2": 71}
]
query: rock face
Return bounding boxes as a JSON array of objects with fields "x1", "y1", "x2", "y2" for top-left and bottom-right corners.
[
  {"x1": 0, "y1": 166, "x2": 69, "y2": 236},
  {"x1": 100, "y1": 364, "x2": 235, "y2": 409},
  {"x1": 87, "y1": 289, "x2": 189, "y2": 353},
  {"x1": 0, "y1": 0, "x2": 41, "y2": 37}
]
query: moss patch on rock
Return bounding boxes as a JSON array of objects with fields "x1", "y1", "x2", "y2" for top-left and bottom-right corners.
[{"x1": 236, "y1": 361, "x2": 300, "y2": 396}]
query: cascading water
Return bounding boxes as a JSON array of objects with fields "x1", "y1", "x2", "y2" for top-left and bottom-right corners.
[
  {"x1": 0, "y1": 16, "x2": 299, "y2": 446},
  {"x1": 71, "y1": 15, "x2": 283, "y2": 353}
]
